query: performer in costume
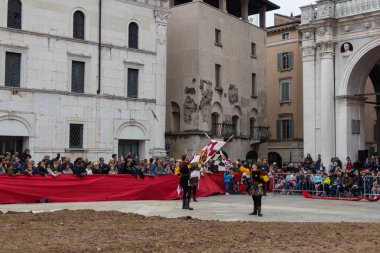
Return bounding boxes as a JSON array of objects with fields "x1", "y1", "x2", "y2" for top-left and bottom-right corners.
[
  {"x1": 249, "y1": 164, "x2": 268, "y2": 216},
  {"x1": 180, "y1": 154, "x2": 193, "y2": 210},
  {"x1": 190, "y1": 167, "x2": 200, "y2": 202}
]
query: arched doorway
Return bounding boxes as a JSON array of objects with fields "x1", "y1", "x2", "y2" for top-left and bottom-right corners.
[
  {"x1": 116, "y1": 124, "x2": 147, "y2": 158},
  {"x1": 268, "y1": 152, "x2": 282, "y2": 167},
  {"x1": 0, "y1": 117, "x2": 30, "y2": 155},
  {"x1": 246, "y1": 150, "x2": 258, "y2": 163}
]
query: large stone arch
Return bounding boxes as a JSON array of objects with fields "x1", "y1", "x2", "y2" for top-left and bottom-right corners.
[{"x1": 336, "y1": 38, "x2": 380, "y2": 161}]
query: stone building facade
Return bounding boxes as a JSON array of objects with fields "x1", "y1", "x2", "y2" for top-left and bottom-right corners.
[
  {"x1": 300, "y1": 0, "x2": 380, "y2": 165},
  {"x1": 165, "y1": 0, "x2": 278, "y2": 161},
  {"x1": 0, "y1": 0, "x2": 169, "y2": 161},
  {"x1": 266, "y1": 14, "x2": 304, "y2": 165}
]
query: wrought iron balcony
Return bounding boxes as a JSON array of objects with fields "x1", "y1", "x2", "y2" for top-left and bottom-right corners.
[
  {"x1": 212, "y1": 123, "x2": 237, "y2": 138},
  {"x1": 250, "y1": 126, "x2": 271, "y2": 140}
]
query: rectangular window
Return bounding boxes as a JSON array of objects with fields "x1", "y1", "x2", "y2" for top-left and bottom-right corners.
[
  {"x1": 127, "y1": 68, "x2": 139, "y2": 98},
  {"x1": 215, "y1": 64, "x2": 221, "y2": 88},
  {"x1": 251, "y1": 43, "x2": 256, "y2": 57},
  {"x1": 251, "y1": 73, "x2": 256, "y2": 97},
  {"x1": 5, "y1": 52, "x2": 21, "y2": 87},
  {"x1": 71, "y1": 61, "x2": 85, "y2": 93},
  {"x1": 280, "y1": 80, "x2": 291, "y2": 102},
  {"x1": 215, "y1": 29, "x2": 221, "y2": 46},
  {"x1": 277, "y1": 52, "x2": 293, "y2": 71},
  {"x1": 277, "y1": 118, "x2": 293, "y2": 140},
  {"x1": 69, "y1": 124, "x2": 83, "y2": 148},
  {"x1": 282, "y1": 33, "x2": 290, "y2": 40}
]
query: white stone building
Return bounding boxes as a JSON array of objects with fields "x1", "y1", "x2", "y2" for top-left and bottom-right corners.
[
  {"x1": 300, "y1": 0, "x2": 380, "y2": 165},
  {"x1": 0, "y1": 0, "x2": 169, "y2": 161}
]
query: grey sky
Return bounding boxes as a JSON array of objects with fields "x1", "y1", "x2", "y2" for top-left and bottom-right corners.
[{"x1": 265, "y1": 0, "x2": 315, "y2": 27}]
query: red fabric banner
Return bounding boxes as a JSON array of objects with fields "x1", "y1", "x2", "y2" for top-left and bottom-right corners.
[
  {"x1": 0, "y1": 173, "x2": 239, "y2": 204},
  {"x1": 302, "y1": 190, "x2": 380, "y2": 202}
]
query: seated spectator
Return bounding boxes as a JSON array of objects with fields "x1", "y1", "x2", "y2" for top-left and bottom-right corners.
[
  {"x1": 345, "y1": 157, "x2": 353, "y2": 173},
  {"x1": 36, "y1": 160, "x2": 49, "y2": 177},
  {"x1": 0, "y1": 162, "x2": 6, "y2": 174},
  {"x1": 284, "y1": 173, "x2": 296, "y2": 194},
  {"x1": 371, "y1": 171, "x2": 380, "y2": 196},
  {"x1": 156, "y1": 162, "x2": 165, "y2": 174},
  {"x1": 351, "y1": 171, "x2": 363, "y2": 197},
  {"x1": 74, "y1": 161, "x2": 86, "y2": 177},
  {"x1": 24, "y1": 162, "x2": 35, "y2": 176},
  {"x1": 322, "y1": 173, "x2": 331, "y2": 196},
  {"x1": 329, "y1": 175, "x2": 342, "y2": 197},
  {"x1": 363, "y1": 157, "x2": 372, "y2": 171},
  {"x1": 85, "y1": 163, "x2": 93, "y2": 175},
  {"x1": 61, "y1": 163, "x2": 73, "y2": 174},
  {"x1": 108, "y1": 162, "x2": 117, "y2": 175},
  {"x1": 341, "y1": 172, "x2": 353, "y2": 195}
]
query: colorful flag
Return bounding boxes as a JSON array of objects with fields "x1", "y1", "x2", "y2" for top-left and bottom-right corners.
[{"x1": 190, "y1": 139, "x2": 226, "y2": 164}]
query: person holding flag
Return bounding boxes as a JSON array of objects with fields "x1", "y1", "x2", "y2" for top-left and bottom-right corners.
[{"x1": 180, "y1": 154, "x2": 193, "y2": 210}]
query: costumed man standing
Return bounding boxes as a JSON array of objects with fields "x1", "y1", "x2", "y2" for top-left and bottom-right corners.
[
  {"x1": 249, "y1": 164, "x2": 268, "y2": 216},
  {"x1": 180, "y1": 154, "x2": 193, "y2": 210}
]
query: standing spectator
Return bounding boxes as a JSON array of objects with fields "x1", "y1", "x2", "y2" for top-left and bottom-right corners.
[
  {"x1": 108, "y1": 162, "x2": 117, "y2": 175},
  {"x1": 24, "y1": 162, "x2": 35, "y2": 176},
  {"x1": 36, "y1": 161, "x2": 49, "y2": 177},
  {"x1": 0, "y1": 162, "x2": 6, "y2": 174},
  {"x1": 224, "y1": 169, "x2": 231, "y2": 195},
  {"x1": 372, "y1": 158, "x2": 380, "y2": 172},
  {"x1": 85, "y1": 163, "x2": 94, "y2": 175},
  {"x1": 61, "y1": 163, "x2": 73, "y2": 174},
  {"x1": 303, "y1": 154, "x2": 313, "y2": 170},
  {"x1": 98, "y1": 157, "x2": 109, "y2": 174}
]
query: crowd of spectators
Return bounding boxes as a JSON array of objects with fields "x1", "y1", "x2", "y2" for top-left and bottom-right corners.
[
  {"x1": 271, "y1": 154, "x2": 380, "y2": 198},
  {"x1": 1, "y1": 149, "x2": 379, "y2": 198}
]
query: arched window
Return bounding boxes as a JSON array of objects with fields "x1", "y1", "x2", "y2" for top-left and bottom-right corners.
[
  {"x1": 73, "y1": 10, "x2": 85, "y2": 39},
  {"x1": 7, "y1": 0, "x2": 22, "y2": 29},
  {"x1": 129, "y1": 22, "x2": 139, "y2": 49},
  {"x1": 232, "y1": 115, "x2": 240, "y2": 136},
  {"x1": 250, "y1": 117, "x2": 256, "y2": 138},
  {"x1": 211, "y1": 112, "x2": 220, "y2": 135}
]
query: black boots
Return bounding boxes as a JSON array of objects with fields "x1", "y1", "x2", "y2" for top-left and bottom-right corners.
[
  {"x1": 249, "y1": 206, "x2": 262, "y2": 217},
  {"x1": 258, "y1": 207, "x2": 263, "y2": 217},
  {"x1": 193, "y1": 198, "x2": 198, "y2": 202},
  {"x1": 183, "y1": 200, "x2": 193, "y2": 210},
  {"x1": 249, "y1": 207, "x2": 257, "y2": 215}
]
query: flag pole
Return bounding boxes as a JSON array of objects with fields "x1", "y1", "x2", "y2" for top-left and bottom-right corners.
[{"x1": 204, "y1": 132, "x2": 211, "y2": 140}]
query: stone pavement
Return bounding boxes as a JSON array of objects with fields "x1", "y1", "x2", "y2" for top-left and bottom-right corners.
[{"x1": 0, "y1": 194, "x2": 379, "y2": 222}]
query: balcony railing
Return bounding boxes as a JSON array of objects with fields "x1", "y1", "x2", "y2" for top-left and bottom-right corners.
[
  {"x1": 212, "y1": 123, "x2": 237, "y2": 138},
  {"x1": 250, "y1": 126, "x2": 271, "y2": 140},
  {"x1": 211, "y1": 124, "x2": 270, "y2": 141}
]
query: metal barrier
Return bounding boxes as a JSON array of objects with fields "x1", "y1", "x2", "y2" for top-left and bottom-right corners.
[
  {"x1": 363, "y1": 175, "x2": 380, "y2": 198},
  {"x1": 271, "y1": 172, "x2": 358, "y2": 197}
]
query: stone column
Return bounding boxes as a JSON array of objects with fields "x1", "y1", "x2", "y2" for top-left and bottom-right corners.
[
  {"x1": 302, "y1": 45, "x2": 317, "y2": 161},
  {"x1": 318, "y1": 41, "x2": 336, "y2": 166},
  {"x1": 376, "y1": 105, "x2": 380, "y2": 153},
  {"x1": 153, "y1": 9, "x2": 170, "y2": 157},
  {"x1": 259, "y1": 5, "x2": 266, "y2": 28},
  {"x1": 219, "y1": 0, "x2": 227, "y2": 12},
  {"x1": 241, "y1": 0, "x2": 249, "y2": 21}
]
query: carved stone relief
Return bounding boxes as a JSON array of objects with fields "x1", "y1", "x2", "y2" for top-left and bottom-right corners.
[
  {"x1": 183, "y1": 96, "x2": 197, "y2": 124},
  {"x1": 198, "y1": 80, "x2": 213, "y2": 124},
  {"x1": 228, "y1": 84, "x2": 239, "y2": 104}
]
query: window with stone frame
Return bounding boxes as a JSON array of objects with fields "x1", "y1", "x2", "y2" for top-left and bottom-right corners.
[
  {"x1": 280, "y1": 79, "x2": 291, "y2": 102},
  {"x1": 277, "y1": 117, "x2": 293, "y2": 140},
  {"x1": 7, "y1": 0, "x2": 22, "y2": 29},
  {"x1": 5, "y1": 52, "x2": 21, "y2": 87},
  {"x1": 73, "y1": 10, "x2": 85, "y2": 40},
  {"x1": 71, "y1": 61, "x2": 85, "y2": 93},
  {"x1": 251, "y1": 73, "x2": 257, "y2": 97},
  {"x1": 215, "y1": 29, "x2": 221, "y2": 46},
  {"x1": 127, "y1": 68, "x2": 139, "y2": 98},
  {"x1": 215, "y1": 64, "x2": 221, "y2": 88},
  {"x1": 129, "y1": 22, "x2": 139, "y2": 49},
  {"x1": 69, "y1": 124, "x2": 83, "y2": 148},
  {"x1": 277, "y1": 52, "x2": 293, "y2": 71},
  {"x1": 251, "y1": 43, "x2": 256, "y2": 57},
  {"x1": 282, "y1": 32, "x2": 290, "y2": 40}
]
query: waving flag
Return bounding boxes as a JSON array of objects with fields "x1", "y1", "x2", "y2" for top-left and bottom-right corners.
[{"x1": 191, "y1": 139, "x2": 226, "y2": 164}]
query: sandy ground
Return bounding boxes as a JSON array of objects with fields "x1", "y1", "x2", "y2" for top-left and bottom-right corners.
[{"x1": 0, "y1": 209, "x2": 378, "y2": 253}]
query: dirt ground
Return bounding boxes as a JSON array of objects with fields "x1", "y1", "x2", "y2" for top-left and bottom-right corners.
[{"x1": 0, "y1": 210, "x2": 378, "y2": 253}]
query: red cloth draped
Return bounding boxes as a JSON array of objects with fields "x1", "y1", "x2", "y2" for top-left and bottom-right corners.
[
  {"x1": 0, "y1": 172, "x2": 242, "y2": 204},
  {"x1": 302, "y1": 190, "x2": 380, "y2": 202}
]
